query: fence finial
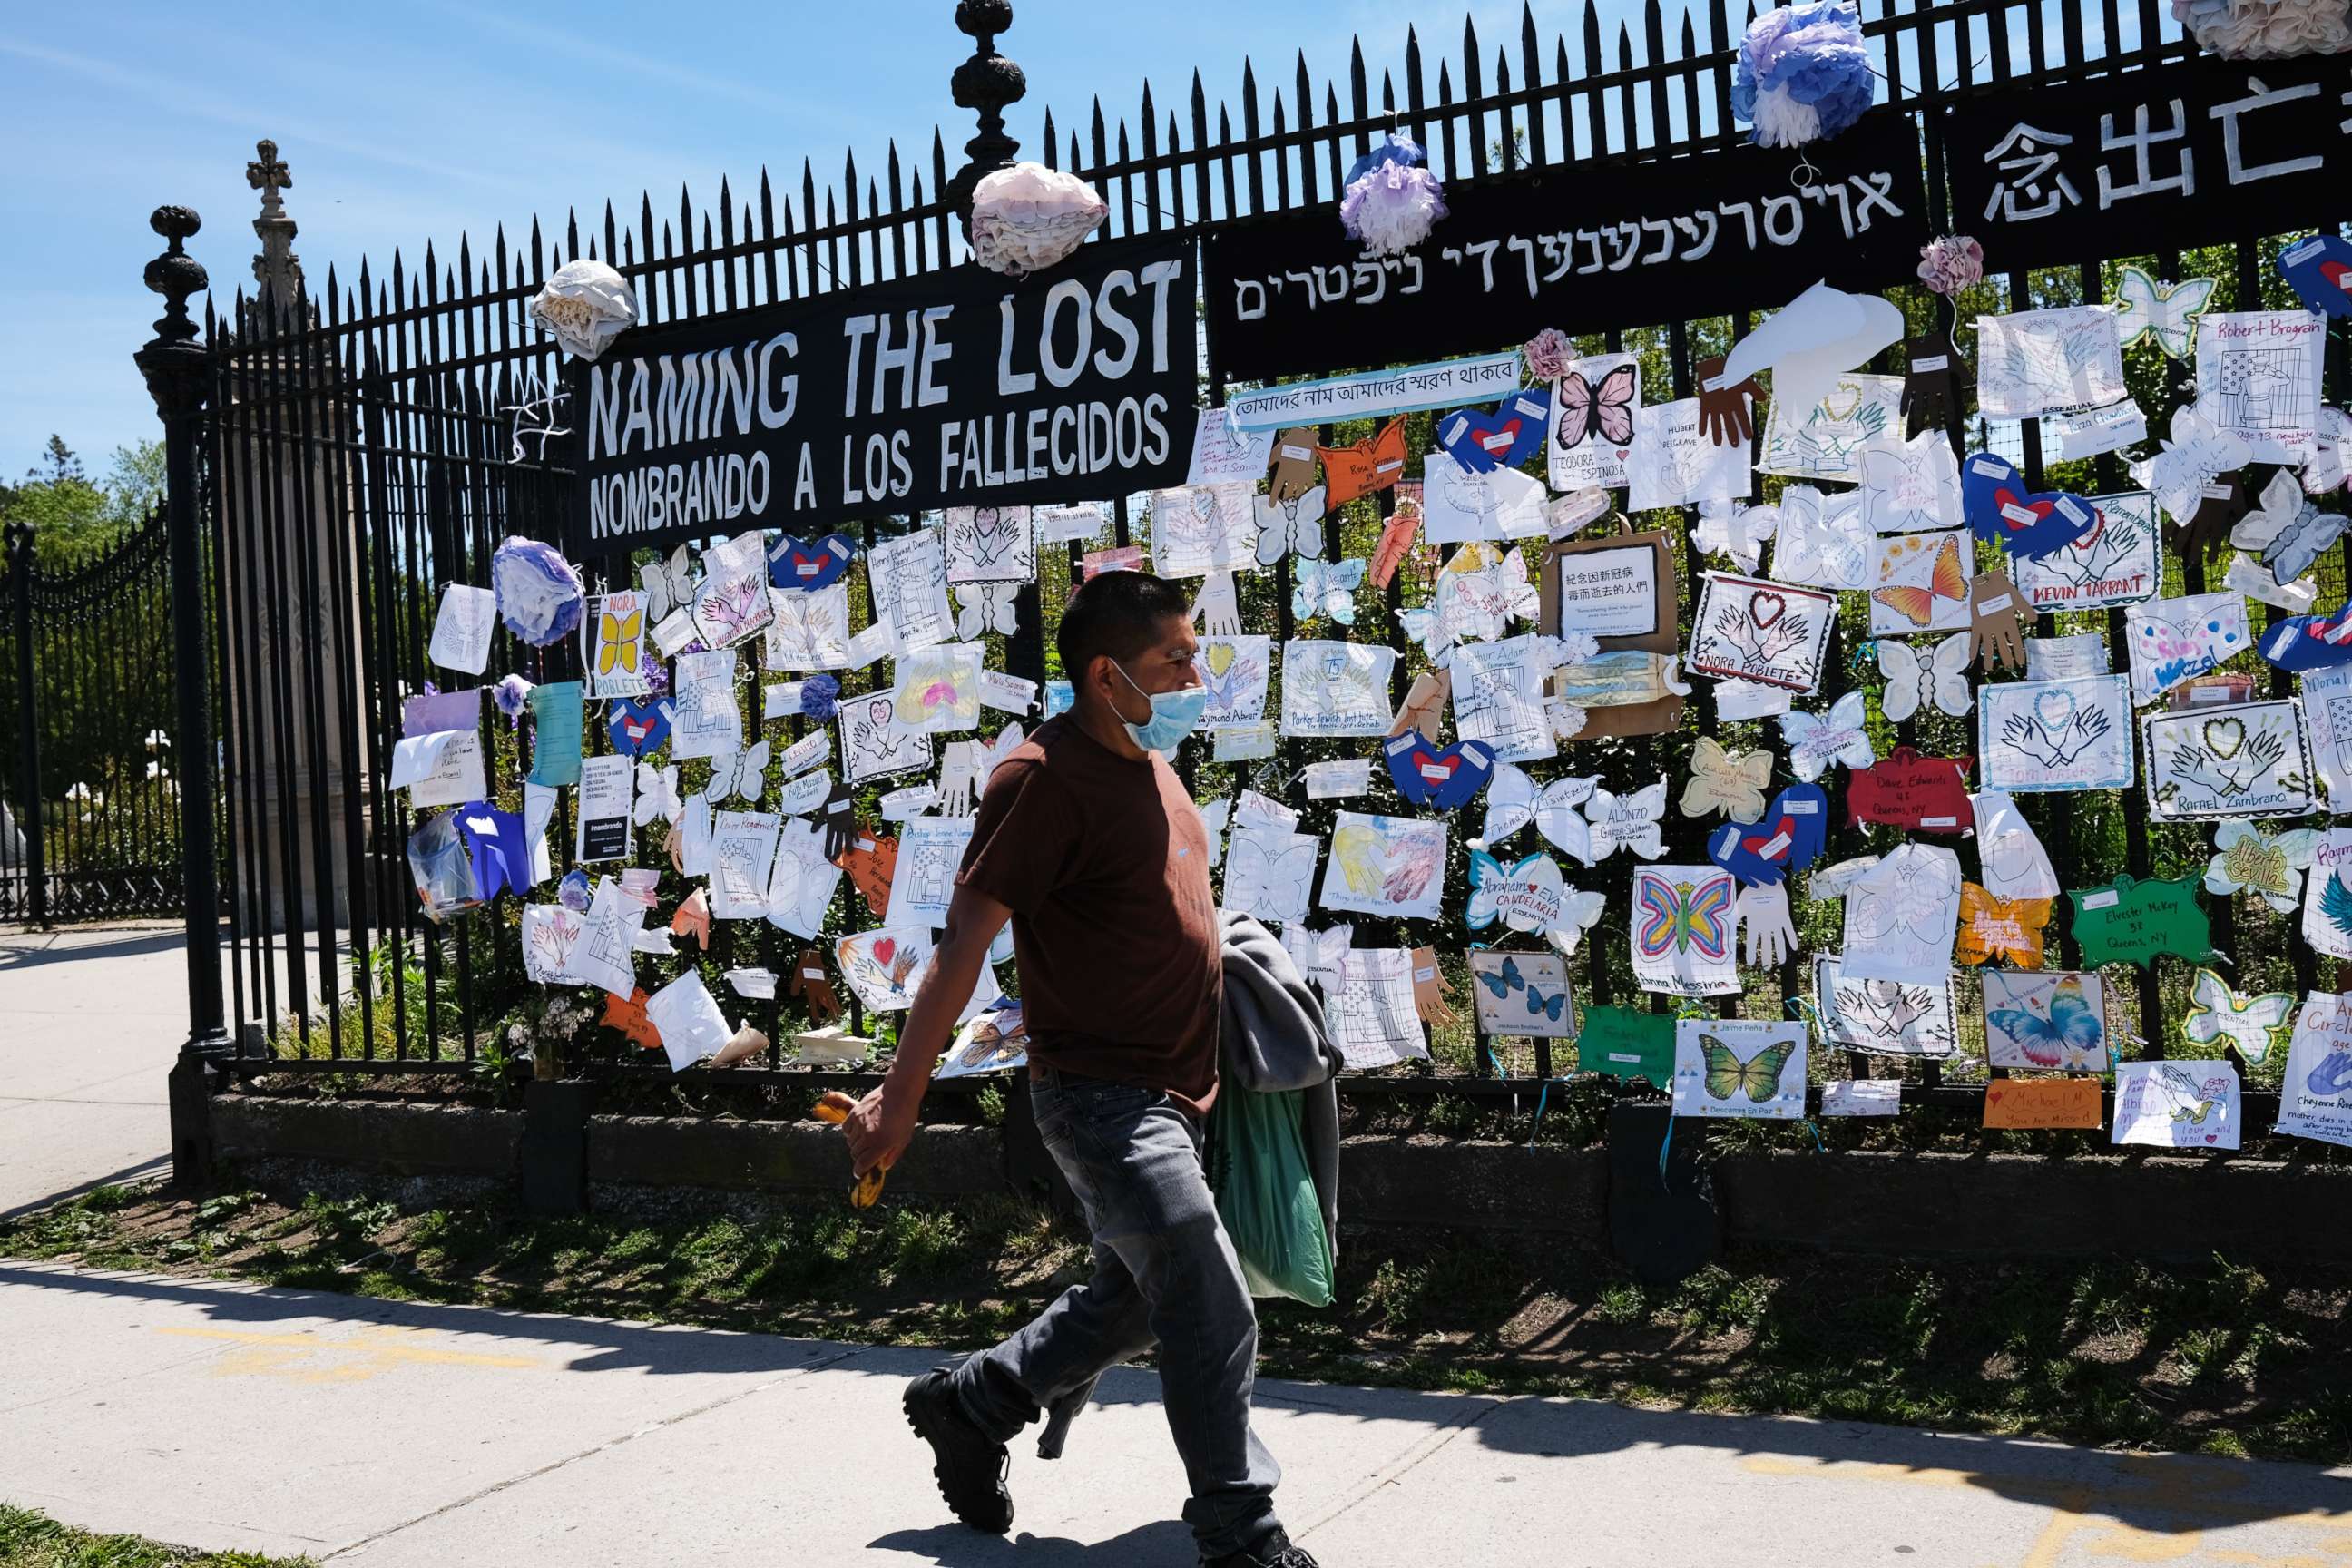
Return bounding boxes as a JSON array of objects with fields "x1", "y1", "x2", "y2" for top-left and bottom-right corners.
[
  {"x1": 136, "y1": 207, "x2": 209, "y2": 416},
  {"x1": 247, "y1": 139, "x2": 304, "y2": 311},
  {"x1": 945, "y1": 0, "x2": 1026, "y2": 236}
]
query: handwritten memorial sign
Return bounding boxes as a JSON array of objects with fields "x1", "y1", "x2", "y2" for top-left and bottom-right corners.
[
  {"x1": 1576, "y1": 1004, "x2": 1674, "y2": 1086},
  {"x1": 1846, "y1": 748, "x2": 1973, "y2": 833},
  {"x1": 2069, "y1": 874, "x2": 2216, "y2": 968},
  {"x1": 1983, "y1": 1077, "x2": 2104, "y2": 1130}
]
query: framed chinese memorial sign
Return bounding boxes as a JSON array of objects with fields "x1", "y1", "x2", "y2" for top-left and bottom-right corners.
[{"x1": 1948, "y1": 52, "x2": 2349, "y2": 272}]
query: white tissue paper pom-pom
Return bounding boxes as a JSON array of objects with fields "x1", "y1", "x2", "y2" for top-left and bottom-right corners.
[
  {"x1": 2172, "y1": 0, "x2": 2352, "y2": 59},
  {"x1": 969, "y1": 163, "x2": 1108, "y2": 278},
  {"x1": 529, "y1": 260, "x2": 639, "y2": 363},
  {"x1": 1338, "y1": 134, "x2": 1448, "y2": 258}
]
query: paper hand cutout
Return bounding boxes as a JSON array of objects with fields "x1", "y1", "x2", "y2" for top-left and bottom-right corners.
[
  {"x1": 1969, "y1": 569, "x2": 2031, "y2": 673},
  {"x1": 1409, "y1": 945, "x2": 1457, "y2": 1029},
  {"x1": 834, "y1": 830, "x2": 899, "y2": 920},
  {"x1": 936, "y1": 742, "x2": 981, "y2": 818},
  {"x1": 2179, "y1": 473, "x2": 2253, "y2": 560},
  {"x1": 1695, "y1": 355, "x2": 1761, "y2": 448},
  {"x1": 1735, "y1": 881, "x2": 1796, "y2": 967},
  {"x1": 1900, "y1": 334, "x2": 1974, "y2": 440},
  {"x1": 1266, "y1": 426, "x2": 1321, "y2": 502},
  {"x1": 671, "y1": 887, "x2": 711, "y2": 951},
  {"x1": 1369, "y1": 495, "x2": 1426, "y2": 590},
  {"x1": 1191, "y1": 570, "x2": 1243, "y2": 637},
  {"x1": 821, "y1": 781, "x2": 858, "y2": 861},
  {"x1": 789, "y1": 947, "x2": 845, "y2": 1025}
]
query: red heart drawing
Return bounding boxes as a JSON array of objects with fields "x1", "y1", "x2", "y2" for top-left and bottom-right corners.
[
  {"x1": 2324, "y1": 260, "x2": 2352, "y2": 294},
  {"x1": 1412, "y1": 750, "x2": 1458, "y2": 779},
  {"x1": 791, "y1": 551, "x2": 828, "y2": 577},
  {"x1": 1994, "y1": 486, "x2": 2056, "y2": 532},
  {"x1": 873, "y1": 938, "x2": 897, "y2": 965},
  {"x1": 1749, "y1": 591, "x2": 1788, "y2": 631},
  {"x1": 1741, "y1": 817, "x2": 1796, "y2": 859},
  {"x1": 1477, "y1": 419, "x2": 1525, "y2": 454}
]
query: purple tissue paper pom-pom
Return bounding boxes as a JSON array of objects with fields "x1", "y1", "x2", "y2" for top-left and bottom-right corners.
[
  {"x1": 1523, "y1": 328, "x2": 1575, "y2": 383},
  {"x1": 799, "y1": 673, "x2": 841, "y2": 722},
  {"x1": 1340, "y1": 132, "x2": 1448, "y2": 258},
  {"x1": 494, "y1": 673, "x2": 534, "y2": 724},
  {"x1": 1917, "y1": 235, "x2": 1985, "y2": 297},
  {"x1": 557, "y1": 868, "x2": 593, "y2": 913},
  {"x1": 1731, "y1": 1, "x2": 1874, "y2": 150},
  {"x1": 490, "y1": 536, "x2": 585, "y2": 648}
]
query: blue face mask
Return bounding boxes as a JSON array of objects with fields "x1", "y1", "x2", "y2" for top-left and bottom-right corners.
[{"x1": 1112, "y1": 661, "x2": 1208, "y2": 755}]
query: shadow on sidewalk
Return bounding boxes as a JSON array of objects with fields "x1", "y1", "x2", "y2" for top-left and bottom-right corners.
[
  {"x1": 868, "y1": 1519, "x2": 1195, "y2": 1566},
  {"x1": 0, "y1": 1153, "x2": 171, "y2": 1223}
]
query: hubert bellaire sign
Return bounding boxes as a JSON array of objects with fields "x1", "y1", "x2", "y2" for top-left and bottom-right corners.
[{"x1": 564, "y1": 234, "x2": 1197, "y2": 553}]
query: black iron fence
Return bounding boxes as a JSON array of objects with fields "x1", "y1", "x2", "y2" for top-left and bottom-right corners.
[
  {"x1": 0, "y1": 509, "x2": 208, "y2": 924},
  {"x1": 138, "y1": 0, "x2": 2352, "y2": 1153}
]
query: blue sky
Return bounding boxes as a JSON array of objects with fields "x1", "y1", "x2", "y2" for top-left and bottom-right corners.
[{"x1": 0, "y1": 0, "x2": 1681, "y2": 478}]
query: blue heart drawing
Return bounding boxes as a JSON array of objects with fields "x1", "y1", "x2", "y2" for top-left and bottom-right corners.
[
  {"x1": 767, "y1": 533, "x2": 858, "y2": 592},
  {"x1": 607, "y1": 696, "x2": 672, "y2": 758},
  {"x1": 1383, "y1": 730, "x2": 1497, "y2": 809},
  {"x1": 1435, "y1": 389, "x2": 1552, "y2": 474},
  {"x1": 1961, "y1": 451, "x2": 2100, "y2": 561}
]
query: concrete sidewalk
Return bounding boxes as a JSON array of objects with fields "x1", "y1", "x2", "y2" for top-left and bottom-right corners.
[{"x1": 4, "y1": 1261, "x2": 2349, "y2": 1566}]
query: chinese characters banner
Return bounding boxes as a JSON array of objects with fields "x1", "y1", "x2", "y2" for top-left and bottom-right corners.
[
  {"x1": 1948, "y1": 53, "x2": 2348, "y2": 273},
  {"x1": 1203, "y1": 107, "x2": 1929, "y2": 384}
]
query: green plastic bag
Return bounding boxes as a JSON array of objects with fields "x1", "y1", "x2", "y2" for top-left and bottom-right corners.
[{"x1": 1209, "y1": 1086, "x2": 1335, "y2": 1308}]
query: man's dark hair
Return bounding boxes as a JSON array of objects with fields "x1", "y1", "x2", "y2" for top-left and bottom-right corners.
[{"x1": 1056, "y1": 569, "x2": 1192, "y2": 683}]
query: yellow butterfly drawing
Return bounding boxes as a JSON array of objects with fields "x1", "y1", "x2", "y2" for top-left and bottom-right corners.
[{"x1": 598, "y1": 605, "x2": 643, "y2": 678}]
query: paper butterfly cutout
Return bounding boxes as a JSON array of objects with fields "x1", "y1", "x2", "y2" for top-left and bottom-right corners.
[
  {"x1": 1394, "y1": 603, "x2": 1455, "y2": 661},
  {"x1": 2203, "y1": 818, "x2": 2320, "y2": 911},
  {"x1": 1437, "y1": 389, "x2": 1552, "y2": 474},
  {"x1": 2112, "y1": 267, "x2": 2217, "y2": 359},
  {"x1": 1254, "y1": 486, "x2": 1329, "y2": 565},
  {"x1": 1476, "y1": 763, "x2": 1600, "y2": 854},
  {"x1": 1466, "y1": 849, "x2": 1568, "y2": 933},
  {"x1": 1680, "y1": 737, "x2": 1773, "y2": 821},
  {"x1": 703, "y1": 741, "x2": 771, "y2": 806},
  {"x1": 1432, "y1": 544, "x2": 1540, "y2": 643},
  {"x1": 2259, "y1": 602, "x2": 2352, "y2": 672},
  {"x1": 767, "y1": 534, "x2": 858, "y2": 593},
  {"x1": 2278, "y1": 234, "x2": 2352, "y2": 320},
  {"x1": 1695, "y1": 1032, "x2": 1798, "y2": 1104},
  {"x1": 1879, "y1": 631, "x2": 1974, "y2": 722},
  {"x1": 1575, "y1": 780, "x2": 1669, "y2": 864},
  {"x1": 1988, "y1": 974, "x2": 2104, "y2": 1069},
  {"x1": 1633, "y1": 868, "x2": 1734, "y2": 961},
  {"x1": 1860, "y1": 431, "x2": 1962, "y2": 534},
  {"x1": 1382, "y1": 730, "x2": 1496, "y2": 810},
  {"x1": 1318, "y1": 418, "x2": 1409, "y2": 510},
  {"x1": 2232, "y1": 468, "x2": 2349, "y2": 588},
  {"x1": 1871, "y1": 533, "x2": 1969, "y2": 627},
  {"x1": 2130, "y1": 594, "x2": 2249, "y2": 702},
  {"x1": 1226, "y1": 830, "x2": 1319, "y2": 920},
  {"x1": 595, "y1": 601, "x2": 645, "y2": 682},
  {"x1": 1694, "y1": 498, "x2": 1778, "y2": 573},
  {"x1": 608, "y1": 696, "x2": 673, "y2": 758},
  {"x1": 2130, "y1": 407, "x2": 2251, "y2": 527},
  {"x1": 1955, "y1": 883, "x2": 2052, "y2": 968},
  {"x1": 1555, "y1": 363, "x2": 1637, "y2": 449},
  {"x1": 1293, "y1": 557, "x2": 1367, "y2": 626},
  {"x1": 632, "y1": 762, "x2": 681, "y2": 826},
  {"x1": 1282, "y1": 923, "x2": 1355, "y2": 994},
  {"x1": 1778, "y1": 691, "x2": 1874, "y2": 783},
  {"x1": 640, "y1": 544, "x2": 698, "y2": 622},
  {"x1": 1961, "y1": 453, "x2": 2099, "y2": 561},
  {"x1": 2183, "y1": 967, "x2": 2297, "y2": 1063},
  {"x1": 1772, "y1": 484, "x2": 1871, "y2": 590},
  {"x1": 1545, "y1": 887, "x2": 1608, "y2": 955},
  {"x1": 955, "y1": 582, "x2": 1022, "y2": 639}
]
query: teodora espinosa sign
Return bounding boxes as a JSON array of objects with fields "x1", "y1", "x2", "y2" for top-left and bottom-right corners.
[
  {"x1": 1202, "y1": 107, "x2": 1929, "y2": 382},
  {"x1": 564, "y1": 234, "x2": 1199, "y2": 554}
]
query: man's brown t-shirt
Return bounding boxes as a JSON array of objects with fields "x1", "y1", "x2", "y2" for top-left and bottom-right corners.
[{"x1": 955, "y1": 716, "x2": 1221, "y2": 1115}]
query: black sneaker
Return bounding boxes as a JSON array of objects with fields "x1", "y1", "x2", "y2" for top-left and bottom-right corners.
[
  {"x1": 1202, "y1": 1530, "x2": 1318, "y2": 1567},
  {"x1": 902, "y1": 1369, "x2": 1014, "y2": 1534}
]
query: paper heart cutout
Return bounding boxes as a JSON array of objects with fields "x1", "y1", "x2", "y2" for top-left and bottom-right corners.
[
  {"x1": 2281, "y1": 234, "x2": 2352, "y2": 319},
  {"x1": 1749, "y1": 591, "x2": 1788, "y2": 631},
  {"x1": 1383, "y1": 730, "x2": 1498, "y2": 810},
  {"x1": 607, "y1": 697, "x2": 671, "y2": 758},
  {"x1": 1437, "y1": 391, "x2": 1552, "y2": 474},
  {"x1": 1961, "y1": 452, "x2": 2098, "y2": 561},
  {"x1": 2203, "y1": 717, "x2": 2245, "y2": 760},
  {"x1": 767, "y1": 533, "x2": 858, "y2": 592}
]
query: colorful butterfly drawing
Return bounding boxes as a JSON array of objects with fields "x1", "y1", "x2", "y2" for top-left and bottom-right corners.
[
  {"x1": 1987, "y1": 973, "x2": 2106, "y2": 1070},
  {"x1": 1293, "y1": 557, "x2": 1367, "y2": 625},
  {"x1": 2232, "y1": 469, "x2": 2350, "y2": 588},
  {"x1": 1698, "y1": 1032, "x2": 1798, "y2": 1104},
  {"x1": 1554, "y1": 363, "x2": 1638, "y2": 449},
  {"x1": 1779, "y1": 691, "x2": 1875, "y2": 783},
  {"x1": 1634, "y1": 871, "x2": 1734, "y2": 960},
  {"x1": 2113, "y1": 267, "x2": 2218, "y2": 360},
  {"x1": 954, "y1": 583, "x2": 1021, "y2": 639},
  {"x1": 2129, "y1": 595, "x2": 2248, "y2": 703},
  {"x1": 1525, "y1": 984, "x2": 1570, "y2": 1024},
  {"x1": 640, "y1": 544, "x2": 698, "y2": 622},
  {"x1": 2182, "y1": 967, "x2": 2297, "y2": 1063},
  {"x1": 2205, "y1": 819, "x2": 2320, "y2": 911},
  {"x1": 1879, "y1": 632, "x2": 1974, "y2": 721},
  {"x1": 1955, "y1": 882, "x2": 2052, "y2": 969},
  {"x1": 1872, "y1": 533, "x2": 1970, "y2": 627},
  {"x1": 1475, "y1": 954, "x2": 1530, "y2": 999},
  {"x1": 1681, "y1": 737, "x2": 1773, "y2": 821},
  {"x1": 596, "y1": 603, "x2": 644, "y2": 681},
  {"x1": 703, "y1": 740, "x2": 771, "y2": 807}
]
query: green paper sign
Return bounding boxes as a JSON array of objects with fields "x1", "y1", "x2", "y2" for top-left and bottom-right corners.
[
  {"x1": 2068, "y1": 874, "x2": 2214, "y2": 969},
  {"x1": 1578, "y1": 1004, "x2": 1675, "y2": 1086}
]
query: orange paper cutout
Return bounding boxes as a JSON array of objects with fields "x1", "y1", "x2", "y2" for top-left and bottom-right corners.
[
  {"x1": 603, "y1": 986, "x2": 662, "y2": 1052},
  {"x1": 671, "y1": 887, "x2": 711, "y2": 951},
  {"x1": 1369, "y1": 485, "x2": 1426, "y2": 589},
  {"x1": 835, "y1": 831, "x2": 900, "y2": 920},
  {"x1": 1955, "y1": 883, "x2": 2052, "y2": 969},
  {"x1": 1318, "y1": 417, "x2": 1408, "y2": 511},
  {"x1": 1983, "y1": 1076, "x2": 2103, "y2": 1130}
]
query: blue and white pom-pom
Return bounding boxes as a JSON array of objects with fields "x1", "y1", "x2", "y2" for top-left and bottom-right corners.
[
  {"x1": 1339, "y1": 133, "x2": 1448, "y2": 257},
  {"x1": 1731, "y1": 1, "x2": 1874, "y2": 151}
]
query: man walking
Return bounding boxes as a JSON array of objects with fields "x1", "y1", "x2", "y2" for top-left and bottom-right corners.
[{"x1": 844, "y1": 570, "x2": 1316, "y2": 1568}]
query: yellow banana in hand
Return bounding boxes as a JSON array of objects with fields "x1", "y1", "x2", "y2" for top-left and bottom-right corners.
[{"x1": 811, "y1": 1090, "x2": 887, "y2": 1209}]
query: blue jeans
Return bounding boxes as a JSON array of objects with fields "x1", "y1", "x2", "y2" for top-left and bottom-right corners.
[{"x1": 953, "y1": 1066, "x2": 1284, "y2": 1559}]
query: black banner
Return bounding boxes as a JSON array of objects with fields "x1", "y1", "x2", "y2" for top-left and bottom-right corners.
[
  {"x1": 564, "y1": 234, "x2": 1198, "y2": 554},
  {"x1": 1203, "y1": 108, "x2": 1930, "y2": 383},
  {"x1": 1947, "y1": 53, "x2": 2349, "y2": 274}
]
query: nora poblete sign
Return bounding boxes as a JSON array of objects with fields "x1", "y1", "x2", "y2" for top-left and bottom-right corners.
[{"x1": 564, "y1": 234, "x2": 1199, "y2": 554}]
